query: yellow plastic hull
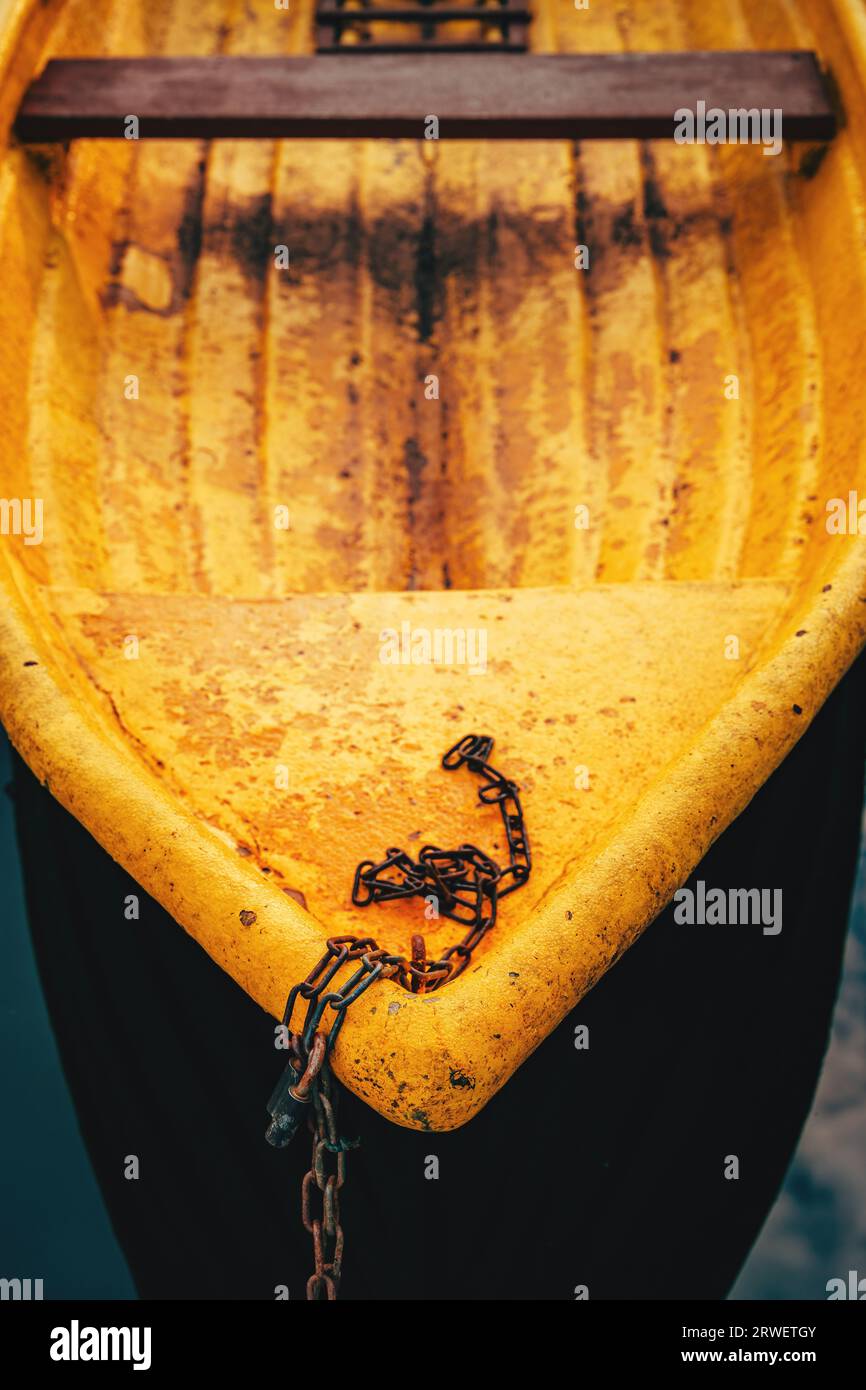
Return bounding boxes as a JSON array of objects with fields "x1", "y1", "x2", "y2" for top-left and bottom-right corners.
[{"x1": 1, "y1": 0, "x2": 865, "y2": 1129}]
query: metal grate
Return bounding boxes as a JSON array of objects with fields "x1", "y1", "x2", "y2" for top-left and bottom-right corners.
[{"x1": 315, "y1": 2, "x2": 532, "y2": 55}]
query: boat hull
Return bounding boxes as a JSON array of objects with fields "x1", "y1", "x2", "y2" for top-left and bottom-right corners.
[
  {"x1": 13, "y1": 649, "x2": 866, "y2": 1298},
  {"x1": 2, "y1": 0, "x2": 866, "y2": 1129}
]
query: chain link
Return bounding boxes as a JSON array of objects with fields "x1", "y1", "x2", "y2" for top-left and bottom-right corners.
[
  {"x1": 265, "y1": 735, "x2": 530, "y2": 1299},
  {"x1": 350, "y1": 733, "x2": 530, "y2": 986}
]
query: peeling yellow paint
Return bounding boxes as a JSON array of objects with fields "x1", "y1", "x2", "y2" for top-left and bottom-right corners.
[{"x1": 1, "y1": 0, "x2": 866, "y2": 1129}]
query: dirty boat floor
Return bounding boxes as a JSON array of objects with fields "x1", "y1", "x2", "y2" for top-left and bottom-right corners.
[{"x1": 45, "y1": 580, "x2": 789, "y2": 949}]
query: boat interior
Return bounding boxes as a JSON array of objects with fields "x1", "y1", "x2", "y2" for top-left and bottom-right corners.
[{"x1": 2, "y1": 0, "x2": 866, "y2": 1125}]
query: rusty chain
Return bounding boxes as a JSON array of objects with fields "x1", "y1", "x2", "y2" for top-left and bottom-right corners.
[{"x1": 265, "y1": 734, "x2": 530, "y2": 1299}]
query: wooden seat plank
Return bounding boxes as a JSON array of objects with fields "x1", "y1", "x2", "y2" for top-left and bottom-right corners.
[{"x1": 14, "y1": 51, "x2": 836, "y2": 143}]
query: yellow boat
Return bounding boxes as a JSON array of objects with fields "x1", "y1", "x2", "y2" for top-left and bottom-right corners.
[{"x1": 1, "y1": 0, "x2": 866, "y2": 1145}]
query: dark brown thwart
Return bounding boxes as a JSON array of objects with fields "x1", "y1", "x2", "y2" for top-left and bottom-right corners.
[{"x1": 14, "y1": 51, "x2": 835, "y2": 142}]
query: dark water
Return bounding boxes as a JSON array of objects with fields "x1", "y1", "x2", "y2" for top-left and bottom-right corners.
[
  {"x1": 0, "y1": 732, "x2": 134, "y2": 1298},
  {"x1": 0, "y1": 725, "x2": 863, "y2": 1300},
  {"x1": 731, "y1": 802, "x2": 866, "y2": 1298}
]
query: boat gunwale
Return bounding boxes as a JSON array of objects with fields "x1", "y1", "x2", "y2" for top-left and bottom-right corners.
[
  {"x1": 2, "y1": 553, "x2": 865, "y2": 1129},
  {"x1": 1, "y1": 0, "x2": 866, "y2": 1129}
]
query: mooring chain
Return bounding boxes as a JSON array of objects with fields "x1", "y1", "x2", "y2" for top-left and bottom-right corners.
[
  {"x1": 265, "y1": 735, "x2": 530, "y2": 1300},
  {"x1": 351, "y1": 732, "x2": 531, "y2": 983}
]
